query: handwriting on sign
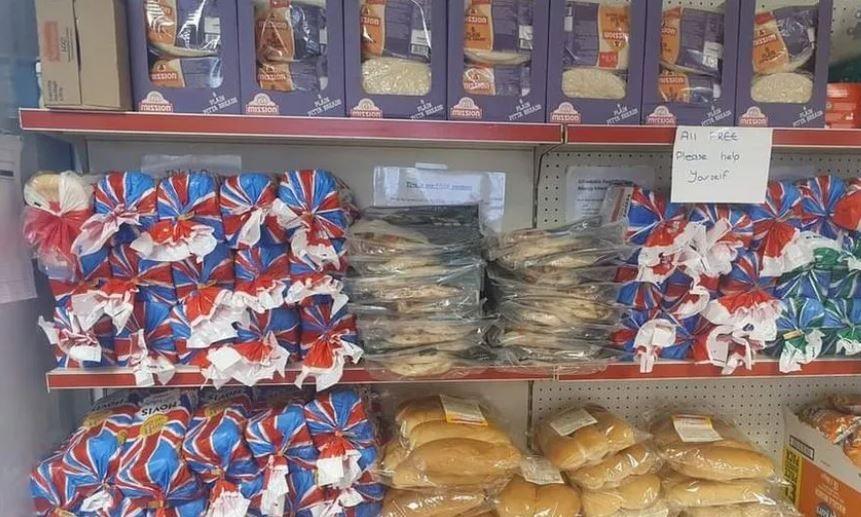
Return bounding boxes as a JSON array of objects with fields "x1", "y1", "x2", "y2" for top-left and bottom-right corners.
[{"x1": 671, "y1": 126, "x2": 773, "y2": 204}]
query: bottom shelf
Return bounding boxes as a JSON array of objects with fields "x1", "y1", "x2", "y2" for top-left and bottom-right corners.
[{"x1": 45, "y1": 358, "x2": 861, "y2": 389}]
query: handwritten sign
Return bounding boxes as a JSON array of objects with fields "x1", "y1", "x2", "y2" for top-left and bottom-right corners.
[{"x1": 671, "y1": 126, "x2": 773, "y2": 204}]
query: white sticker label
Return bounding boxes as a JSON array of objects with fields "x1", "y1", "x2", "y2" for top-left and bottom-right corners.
[
  {"x1": 564, "y1": 15, "x2": 573, "y2": 32},
  {"x1": 204, "y1": 16, "x2": 221, "y2": 35},
  {"x1": 519, "y1": 25, "x2": 534, "y2": 50},
  {"x1": 520, "y1": 457, "x2": 564, "y2": 485},
  {"x1": 440, "y1": 395, "x2": 487, "y2": 426},
  {"x1": 671, "y1": 126, "x2": 773, "y2": 204},
  {"x1": 550, "y1": 408, "x2": 598, "y2": 436},
  {"x1": 672, "y1": 415, "x2": 723, "y2": 443},
  {"x1": 320, "y1": 28, "x2": 328, "y2": 47}
]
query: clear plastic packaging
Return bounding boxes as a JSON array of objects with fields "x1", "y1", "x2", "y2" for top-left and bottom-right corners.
[
  {"x1": 358, "y1": 315, "x2": 490, "y2": 349},
  {"x1": 346, "y1": 262, "x2": 483, "y2": 305},
  {"x1": 363, "y1": 343, "x2": 492, "y2": 380},
  {"x1": 349, "y1": 216, "x2": 482, "y2": 255},
  {"x1": 648, "y1": 411, "x2": 776, "y2": 482},
  {"x1": 568, "y1": 442, "x2": 662, "y2": 491},
  {"x1": 380, "y1": 394, "x2": 523, "y2": 489},
  {"x1": 517, "y1": 264, "x2": 623, "y2": 288},
  {"x1": 659, "y1": 69, "x2": 721, "y2": 104},
  {"x1": 488, "y1": 266, "x2": 622, "y2": 304},
  {"x1": 494, "y1": 475, "x2": 582, "y2": 517},
  {"x1": 536, "y1": 405, "x2": 639, "y2": 471},
  {"x1": 359, "y1": 0, "x2": 433, "y2": 96},
  {"x1": 349, "y1": 295, "x2": 484, "y2": 318},
  {"x1": 797, "y1": 403, "x2": 861, "y2": 443},
  {"x1": 580, "y1": 473, "x2": 662, "y2": 517},
  {"x1": 660, "y1": 7, "x2": 724, "y2": 77},
  {"x1": 749, "y1": 5, "x2": 818, "y2": 104},
  {"x1": 380, "y1": 488, "x2": 487, "y2": 517},
  {"x1": 497, "y1": 295, "x2": 623, "y2": 328},
  {"x1": 681, "y1": 501, "x2": 801, "y2": 516}
]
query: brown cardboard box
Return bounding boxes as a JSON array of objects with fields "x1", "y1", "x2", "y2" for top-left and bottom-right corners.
[{"x1": 34, "y1": 0, "x2": 130, "y2": 110}]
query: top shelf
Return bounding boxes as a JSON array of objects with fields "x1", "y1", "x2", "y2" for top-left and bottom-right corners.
[{"x1": 19, "y1": 109, "x2": 861, "y2": 151}]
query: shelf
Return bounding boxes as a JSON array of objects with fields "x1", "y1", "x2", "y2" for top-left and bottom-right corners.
[
  {"x1": 45, "y1": 359, "x2": 861, "y2": 389},
  {"x1": 44, "y1": 366, "x2": 556, "y2": 390},
  {"x1": 18, "y1": 109, "x2": 562, "y2": 149},
  {"x1": 558, "y1": 358, "x2": 861, "y2": 381},
  {"x1": 564, "y1": 125, "x2": 861, "y2": 150}
]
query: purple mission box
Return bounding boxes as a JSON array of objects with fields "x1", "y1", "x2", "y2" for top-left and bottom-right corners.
[
  {"x1": 641, "y1": 0, "x2": 740, "y2": 126},
  {"x1": 546, "y1": 0, "x2": 646, "y2": 124},
  {"x1": 343, "y1": 0, "x2": 447, "y2": 120},
  {"x1": 127, "y1": 0, "x2": 241, "y2": 114},
  {"x1": 447, "y1": 0, "x2": 549, "y2": 122},
  {"x1": 238, "y1": 0, "x2": 345, "y2": 116},
  {"x1": 735, "y1": 0, "x2": 832, "y2": 128}
]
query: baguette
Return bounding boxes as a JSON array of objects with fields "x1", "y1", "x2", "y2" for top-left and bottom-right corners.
[{"x1": 392, "y1": 438, "x2": 521, "y2": 487}]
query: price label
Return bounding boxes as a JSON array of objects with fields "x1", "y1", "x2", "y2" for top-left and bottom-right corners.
[
  {"x1": 520, "y1": 457, "x2": 564, "y2": 485},
  {"x1": 550, "y1": 408, "x2": 598, "y2": 436},
  {"x1": 671, "y1": 126, "x2": 772, "y2": 204},
  {"x1": 672, "y1": 414, "x2": 723, "y2": 443},
  {"x1": 440, "y1": 395, "x2": 487, "y2": 426}
]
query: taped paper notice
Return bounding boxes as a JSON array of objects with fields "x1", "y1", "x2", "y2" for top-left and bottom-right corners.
[
  {"x1": 672, "y1": 415, "x2": 723, "y2": 443},
  {"x1": 565, "y1": 166, "x2": 655, "y2": 221},
  {"x1": 373, "y1": 165, "x2": 506, "y2": 232},
  {"x1": 550, "y1": 408, "x2": 598, "y2": 436},
  {"x1": 440, "y1": 395, "x2": 487, "y2": 426}
]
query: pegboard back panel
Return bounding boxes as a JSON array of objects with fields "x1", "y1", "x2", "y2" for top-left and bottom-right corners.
[
  {"x1": 538, "y1": 150, "x2": 861, "y2": 228},
  {"x1": 533, "y1": 377, "x2": 861, "y2": 458}
]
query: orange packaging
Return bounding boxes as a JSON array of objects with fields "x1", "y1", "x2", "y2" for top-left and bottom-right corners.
[
  {"x1": 784, "y1": 409, "x2": 861, "y2": 517},
  {"x1": 826, "y1": 83, "x2": 861, "y2": 129}
]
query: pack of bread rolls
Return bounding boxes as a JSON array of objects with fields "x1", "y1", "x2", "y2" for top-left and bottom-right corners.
[
  {"x1": 494, "y1": 475, "x2": 582, "y2": 517},
  {"x1": 536, "y1": 405, "x2": 637, "y2": 471},
  {"x1": 380, "y1": 488, "x2": 486, "y2": 517},
  {"x1": 568, "y1": 442, "x2": 661, "y2": 490},
  {"x1": 580, "y1": 473, "x2": 662, "y2": 517},
  {"x1": 663, "y1": 476, "x2": 770, "y2": 508},
  {"x1": 650, "y1": 412, "x2": 775, "y2": 481},
  {"x1": 383, "y1": 395, "x2": 522, "y2": 489}
]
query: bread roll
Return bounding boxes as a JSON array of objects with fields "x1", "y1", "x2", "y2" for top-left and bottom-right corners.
[
  {"x1": 382, "y1": 440, "x2": 410, "y2": 472},
  {"x1": 537, "y1": 406, "x2": 636, "y2": 470},
  {"x1": 683, "y1": 503, "x2": 786, "y2": 517},
  {"x1": 568, "y1": 443, "x2": 658, "y2": 490},
  {"x1": 581, "y1": 474, "x2": 661, "y2": 517},
  {"x1": 495, "y1": 476, "x2": 582, "y2": 517},
  {"x1": 392, "y1": 438, "x2": 521, "y2": 487},
  {"x1": 665, "y1": 478, "x2": 768, "y2": 508},
  {"x1": 396, "y1": 397, "x2": 446, "y2": 436},
  {"x1": 651, "y1": 414, "x2": 773, "y2": 481},
  {"x1": 381, "y1": 488, "x2": 485, "y2": 517},
  {"x1": 407, "y1": 421, "x2": 512, "y2": 448}
]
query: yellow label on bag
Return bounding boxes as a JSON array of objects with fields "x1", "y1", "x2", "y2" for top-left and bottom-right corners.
[
  {"x1": 672, "y1": 414, "x2": 723, "y2": 443},
  {"x1": 440, "y1": 394, "x2": 487, "y2": 426},
  {"x1": 550, "y1": 408, "x2": 598, "y2": 436}
]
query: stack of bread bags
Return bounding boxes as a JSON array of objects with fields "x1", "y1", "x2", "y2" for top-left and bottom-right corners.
[
  {"x1": 650, "y1": 411, "x2": 799, "y2": 516},
  {"x1": 347, "y1": 206, "x2": 491, "y2": 378},
  {"x1": 536, "y1": 404, "x2": 668, "y2": 517},
  {"x1": 378, "y1": 394, "x2": 523, "y2": 516},
  {"x1": 485, "y1": 217, "x2": 632, "y2": 373},
  {"x1": 798, "y1": 394, "x2": 861, "y2": 468}
]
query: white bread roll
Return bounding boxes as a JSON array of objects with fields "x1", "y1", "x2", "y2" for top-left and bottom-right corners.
[
  {"x1": 665, "y1": 477, "x2": 769, "y2": 508},
  {"x1": 392, "y1": 438, "x2": 521, "y2": 488},
  {"x1": 495, "y1": 476, "x2": 582, "y2": 517},
  {"x1": 581, "y1": 473, "x2": 662, "y2": 517},
  {"x1": 537, "y1": 405, "x2": 636, "y2": 470},
  {"x1": 396, "y1": 397, "x2": 446, "y2": 436},
  {"x1": 407, "y1": 421, "x2": 513, "y2": 449},
  {"x1": 568, "y1": 443, "x2": 659, "y2": 490},
  {"x1": 381, "y1": 488, "x2": 485, "y2": 517}
]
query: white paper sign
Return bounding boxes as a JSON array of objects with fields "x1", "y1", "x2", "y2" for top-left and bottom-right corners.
[
  {"x1": 373, "y1": 165, "x2": 506, "y2": 232},
  {"x1": 671, "y1": 126, "x2": 773, "y2": 204},
  {"x1": 0, "y1": 135, "x2": 37, "y2": 304},
  {"x1": 565, "y1": 165, "x2": 655, "y2": 221}
]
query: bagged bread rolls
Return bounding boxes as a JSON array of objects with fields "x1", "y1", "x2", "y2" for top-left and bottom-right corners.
[
  {"x1": 381, "y1": 488, "x2": 486, "y2": 517},
  {"x1": 495, "y1": 475, "x2": 582, "y2": 517},
  {"x1": 650, "y1": 413, "x2": 774, "y2": 481},
  {"x1": 682, "y1": 502, "x2": 799, "y2": 516},
  {"x1": 664, "y1": 476, "x2": 770, "y2": 508},
  {"x1": 580, "y1": 473, "x2": 662, "y2": 517},
  {"x1": 568, "y1": 442, "x2": 660, "y2": 490},
  {"x1": 537, "y1": 405, "x2": 636, "y2": 470},
  {"x1": 396, "y1": 396, "x2": 446, "y2": 436},
  {"x1": 407, "y1": 420, "x2": 513, "y2": 449}
]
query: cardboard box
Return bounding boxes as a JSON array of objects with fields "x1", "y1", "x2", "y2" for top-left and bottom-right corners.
[
  {"x1": 735, "y1": 0, "x2": 832, "y2": 128},
  {"x1": 783, "y1": 408, "x2": 861, "y2": 516},
  {"x1": 344, "y1": 1, "x2": 446, "y2": 120},
  {"x1": 641, "y1": 0, "x2": 740, "y2": 126},
  {"x1": 448, "y1": 0, "x2": 549, "y2": 122},
  {"x1": 35, "y1": 0, "x2": 131, "y2": 110},
  {"x1": 546, "y1": 0, "x2": 646, "y2": 125},
  {"x1": 238, "y1": 0, "x2": 345, "y2": 116},
  {"x1": 127, "y1": 0, "x2": 240, "y2": 114}
]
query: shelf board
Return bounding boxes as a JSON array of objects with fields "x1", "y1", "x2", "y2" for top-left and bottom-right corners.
[
  {"x1": 44, "y1": 359, "x2": 861, "y2": 389},
  {"x1": 18, "y1": 109, "x2": 562, "y2": 149},
  {"x1": 44, "y1": 365, "x2": 555, "y2": 390},
  {"x1": 564, "y1": 124, "x2": 861, "y2": 150},
  {"x1": 558, "y1": 358, "x2": 861, "y2": 381}
]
